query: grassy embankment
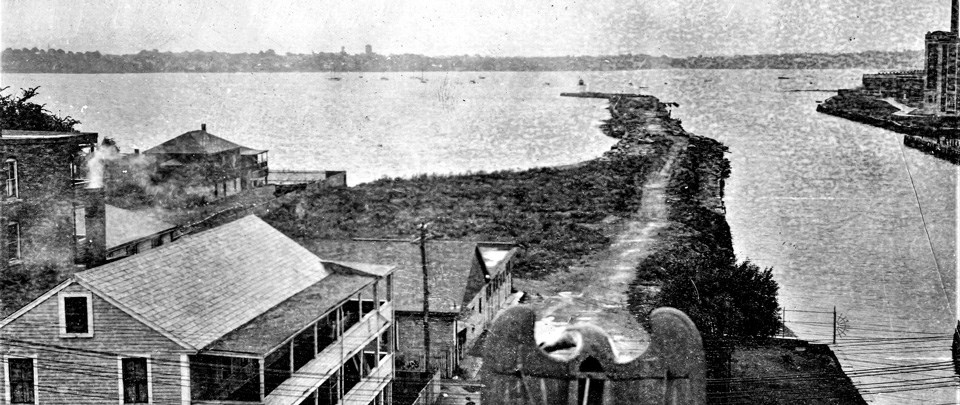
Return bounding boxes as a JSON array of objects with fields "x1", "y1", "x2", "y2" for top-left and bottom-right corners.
[
  {"x1": 625, "y1": 130, "x2": 863, "y2": 404},
  {"x1": 261, "y1": 100, "x2": 672, "y2": 277}
]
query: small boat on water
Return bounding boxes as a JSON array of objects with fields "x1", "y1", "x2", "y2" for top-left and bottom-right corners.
[
  {"x1": 380, "y1": 77, "x2": 389, "y2": 80},
  {"x1": 578, "y1": 78, "x2": 585, "y2": 86},
  {"x1": 778, "y1": 76, "x2": 791, "y2": 80},
  {"x1": 479, "y1": 76, "x2": 486, "y2": 79},
  {"x1": 328, "y1": 77, "x2": 342, "y2": 81}
]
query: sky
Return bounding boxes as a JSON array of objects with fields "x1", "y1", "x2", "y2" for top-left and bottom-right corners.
[{"x1": 0, "y1": 0, "x2": 951, "y2": 57}]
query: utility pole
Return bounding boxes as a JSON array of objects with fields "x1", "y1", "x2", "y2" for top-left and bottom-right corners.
[
  {"x1": 419, "y1": 223, "x2": 431, "y2": 373},
  {"x1": 833, "y1": 306, "x2": 837, "y2": 344}
]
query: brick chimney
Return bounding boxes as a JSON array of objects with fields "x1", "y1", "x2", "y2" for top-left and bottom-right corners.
[
  {"x1": 81, "y1": 188, "x2": 106, "y2": 267},
  {"x1": 953, "y1": 0, "x2": 958, "y2": 34}
]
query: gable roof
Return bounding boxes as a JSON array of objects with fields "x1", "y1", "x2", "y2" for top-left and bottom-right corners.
[
  {"x1": 104, "y1": 205, "x2": 177, "y2": 249},
  {"x1": 300, "y1": 239, "x2": 512, "y2": 314},
  {"x1": 72, "y1": 215, "x2": 340, "y2": 351},
  {"x1": 143, "y1": 129, "x2": 247, "y2": 155}
]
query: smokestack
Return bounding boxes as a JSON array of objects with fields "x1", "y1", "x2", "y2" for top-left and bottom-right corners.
[
  {"x1": 953, "y1": 0, "x2": 958, "y2": 33},
  {"x1": 201, "y1": 123, "x2": 207, "y2": 132}
]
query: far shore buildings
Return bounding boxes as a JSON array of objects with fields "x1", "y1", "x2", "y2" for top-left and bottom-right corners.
[
  {"x1": 0, "y1": 216, "x2": 397, "y2": 404},
  {"x1": 143, "y1": 124, "x2": 269, "y2": 199},
  {"x1": 851, "y1": 0, "x2": 960, "y2": 115},
  {"x1": 921, "y1": 0, "x2": 960, "y2": 115},
  {"x1": 304, "y1": 239, "x2": 517, "y2": 378},
  {"x1": 860, "y1": 0, "x2": 960, "y2": 115}
]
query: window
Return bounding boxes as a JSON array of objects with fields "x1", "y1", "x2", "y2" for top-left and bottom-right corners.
[
  {"x1": 58, "y1": 292, "x2": 93, "y2": 337},
  {"x1": 120, "y1": 357, "x2": 150, "y2": 403},
  {"x1": 5, "y1": 158, "x2": 18, "y2": 198},
  {"x1": 6, "y1": 357, "x2": 36, "y2": 404},
  {"x1": 7, "y1": 222, "x2": 21, "y2": 262}
]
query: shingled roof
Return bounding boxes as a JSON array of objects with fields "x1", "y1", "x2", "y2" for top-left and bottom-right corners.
[
  {"x1": 301, "y1": 239, "x2": 515, "y2": 314},
  {"x1": 73, "y1": 216, "x2": 349, "y2": 351},
  {"x1": 143, "y1": 129, "x2": 246, "y2": 155},
  {"x1": 103, "y1": 205, "x2": 177, "y2": 249}
]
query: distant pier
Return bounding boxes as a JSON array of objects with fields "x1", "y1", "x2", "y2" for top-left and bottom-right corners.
[{"x1": 560, "y1": 91, "x2": 647, "y2": 99}]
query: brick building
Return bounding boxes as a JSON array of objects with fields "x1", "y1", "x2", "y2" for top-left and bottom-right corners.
[
  {"x1": 922, "y1": 0, "x2": 960, "y2": 115},
  {"x1": 303, "y1": 239, "x2": 517, "y2": 377},
  {"x1": 143, "y1": 124, "x2": 269, "y2": 199},
  {"x1": 862, "y1": 71, "x2": 924, "y2": 103},
  {"x1": 0, "y1": 216, "x2": 396, "y2": 404},
  {"x1": 0, "y1": 130, "x2": 106, "y2": 315}
]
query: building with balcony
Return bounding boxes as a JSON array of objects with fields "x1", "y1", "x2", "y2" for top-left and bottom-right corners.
[
  {"x1": 303, "y1": 239, "x2": 517, "y2": 377},
  {"x1": 0, "y1": 215, "x2": 396, "y2": 404},
  {"x1": 143, "y1": 124, "x2": 268, "y2": 199},
  {"x1": 0, "y1": 130, "x2": 106, "y2": 316}
]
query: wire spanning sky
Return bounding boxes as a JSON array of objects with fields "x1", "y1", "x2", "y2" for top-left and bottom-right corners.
[{"x1": 0, "y1": 0, "x2": 951, "y2": 57}]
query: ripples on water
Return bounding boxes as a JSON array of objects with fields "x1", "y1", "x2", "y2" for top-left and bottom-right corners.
[{"x1": 4, "y1": 69, "x2": 958, "y2": 403}]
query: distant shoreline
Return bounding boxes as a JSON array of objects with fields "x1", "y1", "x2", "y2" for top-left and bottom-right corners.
[{"x1": 1, "y1": 48, "x2": 925, "y2": 74}]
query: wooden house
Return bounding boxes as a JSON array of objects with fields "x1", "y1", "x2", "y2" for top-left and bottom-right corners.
[
  {"x1": 0, "y1": 216, "x2": 396, "y2": 404},
  {"x1": 143, "y1": 125, "x2": 268, "y2": 199},
  {"x1": 303, "y1": 239, "x2": 517, "y2": 377}
]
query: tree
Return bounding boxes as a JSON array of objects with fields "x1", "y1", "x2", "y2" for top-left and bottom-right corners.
[
  {"x1": 1, "y1": 86, "x2": 80, "y2": 131},
  {"x1": 657, "y1": 260, "x2": 780, "y2": 339}
]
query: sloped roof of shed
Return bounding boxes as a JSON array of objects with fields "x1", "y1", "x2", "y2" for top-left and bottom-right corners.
[
  {"x1": 104, "y1": 205, "x2": 177, "y2": 248},
  {"x1": 302, "y1": 239, "x2": 480, "y2": 314}
]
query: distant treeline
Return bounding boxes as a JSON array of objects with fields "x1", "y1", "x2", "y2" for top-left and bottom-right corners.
[{"x1": 1, "y1": 47, "x2": 925, "y2": 73}]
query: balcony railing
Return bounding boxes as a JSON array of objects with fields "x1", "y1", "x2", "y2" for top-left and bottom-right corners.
[{"x1": 263, "y1": 305, "x2": 393, "y2": 405}]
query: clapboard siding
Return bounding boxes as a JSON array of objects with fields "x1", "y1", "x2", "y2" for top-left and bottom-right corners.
[
  {"x1": 1, "y1": 283, "x2": 182, "y2": 351},
  {"x1": 1, "y1": 282, "x2": 185, "y2": 404}
]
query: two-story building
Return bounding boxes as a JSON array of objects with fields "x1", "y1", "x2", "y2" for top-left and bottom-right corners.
[
  {"x1": 0, "y1": 215, "x2": 396, "y2": 404},
  {"x1": 143, "y1": 124, "x2": 268, "y2": 199},
  {"x1": 1, "y1": 130, "x2": 106, "y2": 316},
  {"x1": 303, "y1": 239, "x2": 517, "y2": 377}
]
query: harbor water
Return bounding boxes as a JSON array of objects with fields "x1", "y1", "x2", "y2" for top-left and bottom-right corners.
[{"x1": 3, "y1": 70, "x2": 957, "y2": 403}]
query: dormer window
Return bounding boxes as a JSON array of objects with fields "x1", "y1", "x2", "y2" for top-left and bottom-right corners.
[
  {"x1": 58, "y1": 292, "x2": 94, "y2": 337},
  {"x1": 5, "y1": 158, "x2": 18, "y2": 198}
]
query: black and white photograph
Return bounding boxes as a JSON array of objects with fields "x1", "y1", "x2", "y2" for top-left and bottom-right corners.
[{"x1": 1, "y1": 1, "x2": 959, "y2": 403}]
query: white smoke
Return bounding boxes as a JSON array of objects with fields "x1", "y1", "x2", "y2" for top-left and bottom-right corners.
[{"x1": 85, "y1": 142, "x2": 121, "y2": 189}]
